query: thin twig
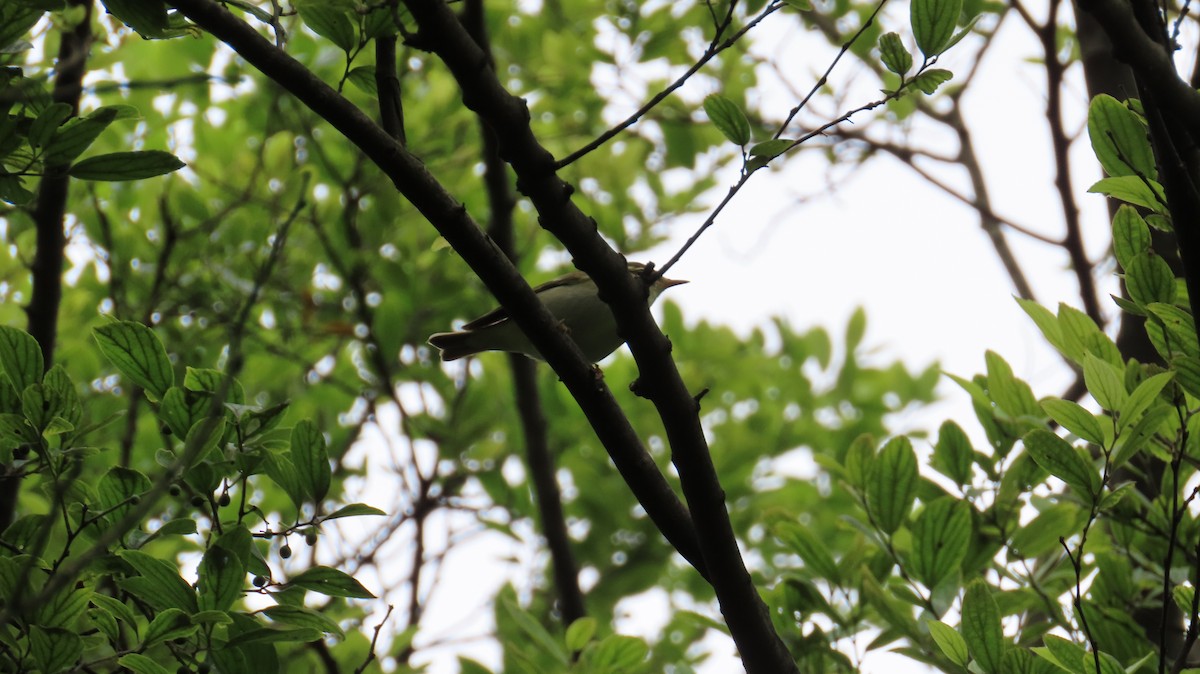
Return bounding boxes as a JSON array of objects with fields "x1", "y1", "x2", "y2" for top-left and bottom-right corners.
[{"x1": 554, "y1": 1, "x2": 783, "y2": 169}]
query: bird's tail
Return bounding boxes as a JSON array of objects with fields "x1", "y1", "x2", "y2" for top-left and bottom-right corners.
[{"x1": 428, "y1": 331, "x2": 476, "y2": 362}]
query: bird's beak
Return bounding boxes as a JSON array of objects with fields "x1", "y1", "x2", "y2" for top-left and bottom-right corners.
[{"x1": 661, "y1": 278, "x2": 688, "y2": 289}]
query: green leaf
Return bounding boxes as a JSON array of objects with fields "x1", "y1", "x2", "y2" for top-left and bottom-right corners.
[
  {"x1": 287, "y1": 566, "x2": 375, "y2": 599},
  {"x1": 1173, "y1": 585, "x2": 1195, "y2": 616},
  {"x1": 44, "y1": 107, "x2": 119, "y2": 165},
  {"x1": 0, "y1": 325, "x2": 43, "y2": 391},
  {"x1": 775, "y1": 521, "x2": 840, "y2": 582},
  {"x1": 879, "y1": 32, "x2": 913, "y2": 75},
  {"x1": 1041, "y1": 399, "x2": 1104, "y2": 445},
  {"x1": 565, "y1": 616, "x2": 597, "y2": 652},
  {"x1": 911, "y1": 68, "x2": 954, "y2": 95},
  {"x1": 153, "y1": 518, "x2": 198, "y2": 538},
  {"x1": 1119, "y1": 370, "x2": 1173, "y2": 432},
  {"x1": 911, "y1": 0, "x2": 962, "y2": 56},
  {"x1": 69, "y1": 150, "x2": 185, "y2": 181},
  {"x1": 117, "y1": 653, "x2": 172, "y2": 674},
  {"x1": 1016, "y1": 298, "x2": 1070, "y2": 360},
  {"x1": 1041, "y1": 634, "x2": 1087, "y2": 674},
  {"x1": 33, "y1": 583, "x2": 91, "y2": 630},
  {"x1": 1088, "y1": 176, "x2": 1167, "y2": 213},
  {"x1": 932, "y1": 420, "x2": 974, "y2": 485},
  {"x1": 497, "y1": 587, "x2": 569, "y2": 665},
  {"x1": 1146, "y1": 302, "x2": 1199, "y2": 358},
  {"x1": 1125, "y1": 252, "x2": 1176, "y2": 306},
  {"x1": 1087, "y1": 94, "x2": 1156, "y2": 180},
  {"x1": 859, "y1": 570, "x2": 921, "y2": 639},
  {"x1": 291, "y1": 420, "x2": 330, "y2": 503},
  {"x1": 0, "y1": 4, "x2": 42, "y2": 53},
  {"x1": 703, "y1": 94, "x2": 751, "y2": 146},
  {"x1": 90, "y1": 606, "x2": 120, "y2": 643},
  {"x1": 985, "y1": 350, "x2": 1039, "y2": 418},
  {"x1": 1111, "y1": 404, "x2": 1172, "y2": 469},
  {"x1": 90, "y1": 593, "x2": 138, "y2": 628},
  {"x1": 261, "y1": 447, "x2": 305, "y2": 509},
  {"x1": 94, "y1": 321, "x2": 173, "y2": 401},
  {"x1": 1111, "y1": 205, "x2": 1150, "y2": 271},
  {"x1": 748, "y1": 138, "x2": 793, "y2": 161},
  {"x1": 323, "y1": 503, "x2": 386, "y2": 520},
  {"x1": 0, "y1": 171, "x2": 33, "y2": 205},
  {"x1": 225, "y1": 624, "x2": 323, "y2": 646},
  {"x1": 843, "y1": 433, "x2": 875, "y2": 489},
  {"x1": 262, "y1": 604, "x2": 346, "y2": 639},
  {"x1": 582, "y1": 635, "x2": 649, "y2": 668},
  {"x1": 1022, "y1": 429, "x2": 1098, "y2": 498},
  {"x1": 158, "y1": 386, "x2": 211, "y2": 438},
  {"x1": 199, "y1": 542, "x2": 245, "y2": 612},
  {"x1": 295, "y1": 0, "x2": 357, "y2": 53},
  {"x1": 29, "y1": 102, "x2": 72, "y2": 149},
  {"x1": 865, "y1": 436, "x2": 919, "y2": 533},
  {"x1": 962, "y1": 580, "x2": 1005, "y2": 673},
  {"x1": 1082, "y1": 353, "x2": 1127, "y2": 412},
  {"x1": 926, "y1": 619, "x2": 969, "y2": 667},
  {"x1": 185, "y1": 367, "x2": 244, "y2": 402},
  {"x1": 346, "y1": 66, "x2": 377, "y2": 96},
  {"x1": 1173, "y1": 356, "x2": 1200, "y2": 398},
  {"x1": 117, "y1": 550, "x2": 198, "y2": 613},
  {"x1": 101, "y1": 0, "x2": 170, "y2": 38},
  {"x1": 96, "y1": 466, "x2": 151, "y2": 529},
  {"x1": 910, "y1": 498, "x2": 971, "y2": 587},
  {"x1": 143, "y1": 607, "x2": 197, "y2": 648},
  {"x1": 1058, "y1": 304, "x2": 1121, "y2": 367},
  {"x1": 29, "y1": 626, "x2": 82, "y2": 674},
  {"x1": 1081, "y1": 651, "x2": 1125, "y2": 674},
  {"x1": 1009, "y1": 504, "x2": 1076, "y2": 559},
  {"x1": 42, "y1": 364, "x2": 80, "y2": 427}
]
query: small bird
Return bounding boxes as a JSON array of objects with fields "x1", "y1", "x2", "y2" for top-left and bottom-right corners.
[{"x1": 428, "y1": 262, "x2": 687, "y2": 362}]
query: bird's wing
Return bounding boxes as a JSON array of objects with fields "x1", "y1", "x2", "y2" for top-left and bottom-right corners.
[{"x1": 460, "y1": 271, "x2": 589, "y2": 330}]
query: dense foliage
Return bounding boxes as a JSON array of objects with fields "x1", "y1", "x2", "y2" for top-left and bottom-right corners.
[{"x1": 3, "y1": 0, "x2": 1200, "y2": 673}]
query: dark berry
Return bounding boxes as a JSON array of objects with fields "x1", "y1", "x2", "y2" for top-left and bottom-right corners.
[
  {"x1": 217, "y1": 493, "x2": 231, "y2": 507},
  {"x1": 280, "y1": 545, "x2": 292, "y2": 559}
]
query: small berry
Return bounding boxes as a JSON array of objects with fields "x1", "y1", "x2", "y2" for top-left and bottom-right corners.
[
  {"x1": 190, "y1": 496, "x2": 205, "y2": 508},
  {"x1": 217, "y1": 493, "x2": 231, "y2": 507},
  {"x1": 169, "y1": 485, "x2": 181, "y2": 497},
  {"x1": 253, "y1": 575, "x2": 267, "y2": 587},
  {"x1": 280, "y1": 545, "x2": 292, "y2": 559},
  {"x1": 305, "y1": 531, "x2": 317, "y2": 546}
]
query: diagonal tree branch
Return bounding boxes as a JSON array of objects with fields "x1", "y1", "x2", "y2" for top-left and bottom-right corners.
[
  {"x1": 398, "y1": 1, "x2": 795, "y2": 670},
  {"x1": 167, "y1": 0, "x2": 711, "y2": 586}
]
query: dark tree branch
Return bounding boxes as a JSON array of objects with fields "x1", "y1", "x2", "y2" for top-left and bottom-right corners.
[
  {"x1": 462, "y1": 0, "x2": 586, "y2": 627},
  {"x1": 375, "y1": 36, "x2": 406, "y2": 144},
  {"x1": 167, "y1": 0, "x2": 710, "y2": 586},
  {"x1": 398, "y1": 1, "x2": 794, "y2": 670},
  {"x1": 1, "y1": 0, "x2": 92, "y2": 534},
  {"x1": 1013, "y1": 0, "x2": 1104, "y2": 325}
]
